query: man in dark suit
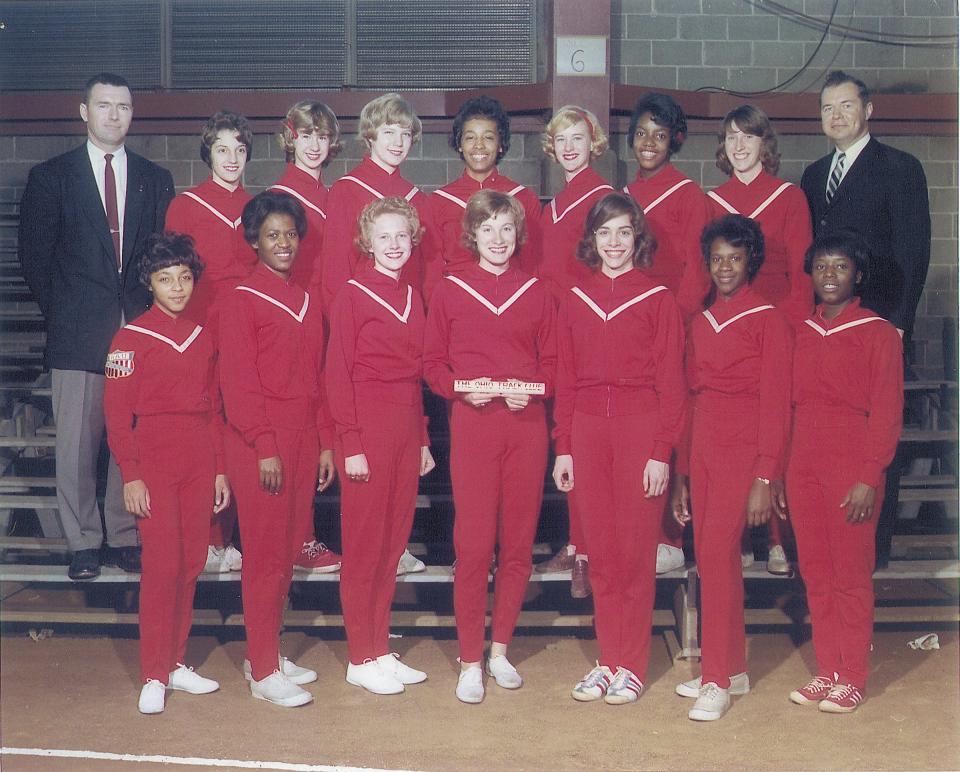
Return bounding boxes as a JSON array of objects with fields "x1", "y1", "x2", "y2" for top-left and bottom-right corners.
[
  {"x1": 801, "y1": 69, "x2": 931, "y2": 346},
  {"x1": 19, "y1": 73, "x2": 175, "y2": 580},
  {"x1": 801, "y1": 70, "x2": 931, "y2": 569}
]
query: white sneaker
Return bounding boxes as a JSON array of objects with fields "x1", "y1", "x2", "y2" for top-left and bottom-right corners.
[
  {"x1": 243, "y1": 656, "x2": 317, "y2": 686},
  {"x1": 138, "y1": 679, "x2": 166, "y2": 714},
  {"x1": 250, "y1": 670, "x2": 313, "y2": 707},
  {"x1": 604, "y1": 666, "x2": 644, "y2": 704},
  {"x1": 377, "y1": 652, "x2": 427, "y2": 684},
  {"x1": 396, "y1": 548, "x2": 426, "y2": 576},
  {"x1": 168, "y1": 664, "x2": 219, "y2": 694},
  {"x1": 204, "y1": 545, "x2": 228, "y2": 573},
  {"x1": 766, "y1": 545, "x2": 791, "y2": 575},
  {"x1": 689, "y1": 682, "x2": 730, "y2": 721},
  {"x1": 656, "y1": 544, "x2": 685, "y2": 574},
  {"x1": 676, "y1": 671, "x2": 750, "y2": 698},
  {"x1": 486, "y1": 654, "x2": 522, "y2": 689},
  {"x1": 456, "y1": 666, "x2": 484, "y2": 704},
  {"x1": 741, "y1": 550, "x2": 755, "y2": 569},
  {"x1": 222, "y1": 545, "x2": 243, "y2": 572},
  {"x1": 571, "y1": 662, "x2": 614, "y2": 702},
  {"x1": 346, "y1": 659, "x2": 404, "y2": 695}
]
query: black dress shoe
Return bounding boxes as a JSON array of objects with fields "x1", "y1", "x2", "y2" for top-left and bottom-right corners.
[
  {"x1": 103, "y1": 545, "x2": 142, "y2": 573},
  {"x1": 68, "y1": 549, "x2": 101, "y2": 581}
]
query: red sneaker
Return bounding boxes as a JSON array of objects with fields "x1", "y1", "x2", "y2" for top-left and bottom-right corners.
[
  {"x1": 819, "y1": 683, "x2": 864, "y2": 713},
  {"x1": 295, "y1": 541, "x2": 341, "y2": 573},
  {"x1": 789, "y1": 675, "x2": 835, "y2": 705}
]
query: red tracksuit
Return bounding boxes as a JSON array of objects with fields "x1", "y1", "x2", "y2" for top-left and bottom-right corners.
[
  {"x1": 538, "y1": 166, "x2": 613, "y2": 553},
  {"x1": 553, "y1": 269, "x2": 686, "y2": 678},
  {"x1": 787, "y1": 299, "x2": 902, "y2": 690},
  {"x1": 539, "y1": 167, "x2": 614, "y2": 304},
  {"x1": 707, "y1": 171, "x2": 814, "y2": 322},
  {"x1": 424, "y1": 263, "x2": 556, "y2": 662},
  {"x1": 104, "y1": 305, "x2": 224, "y2": 684},
  {"x1": 269, "y1": 164, "x2": 328, "y2": 293},
  {"x1": 164, "y1": 178, "x2": 255, "y2": 325},
  {"x1": 320, "y1": 157, "x2": 431, "y2": 311},
  {"x1": 217, "y1": 263, "x2": 333, "y2": 681},
  {"x1": 325, "y1": 267, "x2": 428, "y2": 665},
  {"x1": 624, "y1": 163, "x2": 712, "y2": 549},
  {"x1": 423, "y1": 169, "x2": 542, "y2": 303},
  {"x1": 685, "y1": 285, "x2": 793, "y2": 688},
  {"x1": 623, "y1": 164, "x2": 711, "y2": 322}
]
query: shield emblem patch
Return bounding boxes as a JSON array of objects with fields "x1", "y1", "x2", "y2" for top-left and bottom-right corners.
[{"x1": 106, "y1": 350, "x2": 135, "y2": 379}]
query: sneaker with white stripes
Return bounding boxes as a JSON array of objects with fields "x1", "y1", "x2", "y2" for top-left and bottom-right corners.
[
  {"x1": 603, "y1": 666, "x2": 644, "y2": 704},
  {"x1": 818, "y1": 682, "x2": 863, "y2": 713},
  {"x1": 571, "y1": 663, "x2": 614, "y2": 702},
  {"x1": 789, "y1": 674, "x2": 836, "y2": 705}
]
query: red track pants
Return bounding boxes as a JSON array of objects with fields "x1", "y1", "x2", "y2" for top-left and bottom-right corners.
[
  {"x1": 688, "y1": 402, "x2": 758, "y2": 688},
  {"x1": 572, "y1": 410, "x2": 661, "y2": 678},
  {"x1": 226, "y1": 423, "x2": 318, "y2": 681},
  {"x1": 450, "y1": 400, "x2": 547, "y2": 662},
  {"x1": 135, "y1": 415, "x2": 215, "y2": 683},
  {"x1": 338, "y1": 398, "x2": 421, "y2": 664},
  {"x1": 787, "y1": 407, "x2": 880, "y2": 690}
]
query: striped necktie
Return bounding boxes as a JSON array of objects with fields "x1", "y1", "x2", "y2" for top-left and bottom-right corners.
[{"x1": 826, "y1": 152, "x2": 845, "y2": 204}]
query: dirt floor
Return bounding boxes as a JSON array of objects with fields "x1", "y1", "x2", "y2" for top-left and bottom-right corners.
[{"x1": 1, "y1": 628, "x2": 958, "y2": 771}]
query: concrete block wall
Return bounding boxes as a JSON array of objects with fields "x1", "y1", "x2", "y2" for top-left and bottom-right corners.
[{"x1": 612, "y1": 0, "x2": 959, "y2": 93}]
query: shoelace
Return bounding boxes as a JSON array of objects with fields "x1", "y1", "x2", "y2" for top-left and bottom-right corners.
[
  {"x1": 578, "y1": 664, "x2": 611, "y2": 691},
  {"x1": 609, "y1": 667, "x2": 639, "y2": 692},
  {"x1": 805, "y1": 675, "x2": 835, "y2": 694},
  {"x1": 699, "y1": 682, "x2": 724, "y2": 701},
  {"x1": 303, "y1": 541, "x2": 332, "y2": 558},
  {"x1": 827, "y1": 683, "x2": 859, "y2": 702}
]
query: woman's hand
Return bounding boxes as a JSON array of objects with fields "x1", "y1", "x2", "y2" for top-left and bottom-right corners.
[
  {"x1": 670, "y1": 473, "x2": 690, "y2": 525},
  {"x1": 643, "y1": 459, "x2": 669, "y2": 498},
  {"x1": 213, "y1": 474, "x2": 231, "y2": 513},
  {"x1": 317, "y1": 449, "x2": 336, "y2": 492},
  {"x1": 553, "y1": 454, "x2": 574, "y2": 492},
  {"x1": 345, "y1": 453, "x2": 370, "y2": 483},
  {"x1": 258, "y1": 456, "x2": 283, "y2": 494},
  {"x1": 841, "y1": 481, "x2": 876, "y2": 524},
  {"x1": 770, "y1": 478, "x2": 788, "y2": 521},
  {"x1": 419, "y1": 446, "x2": 436, "y2": 476},
  {"x1": 123, "y1": 480, "x2": 151, "y2": 518},
  {"x1": 502, "y1": 392, "x2": 531, "y2": 411},
  {"x1": 746, "y1": 478, "x2": 773, "y2": 527},
  {"x1": 463, "y1": 392, "x2": 493, "y2": 408}
]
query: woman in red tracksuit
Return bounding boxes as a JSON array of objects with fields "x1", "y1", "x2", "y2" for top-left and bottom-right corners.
[
  {"x1": 218, "y1": 192, "x2": 336, "y2": 709},
  {"x1": 104, "y1": 232, "x2": 230, "y2": 715},
  {"x1": 164, "y1": 110, "x2": 255, "y2": 571},
  {"x1": 424, "y1": 190, "x2": 556, "y2": 705},
  {"x1": 552, "y1": 193, "x2": 686, "y2": 706},
  {"x1": 707, "y1": 105, "x2": 815, "y2": 574},
  {"x1": 670, "y1": 215, "x2": 793, "y2": 723},
  {"x1": 623, "y1": 93, "x2": 712, "y2": 577},
  {"x1": 786, "y1": 232, "x2": 902, "y2": 714},
  {"x1": 326, "y1": 197, "x2": 436, "y2": 696},
  {"x1": 423, "y1": 95, "x2": 542, "y2": 303},
  {"x1": 269, "y1": 100, "x2": 344, "y2": 574},
  {"x1": 320, "y1": 93, "x2": 432, "y2": 311},
  {"x1": 535, "y1": 105, "x2": 614, "y2": 594}
]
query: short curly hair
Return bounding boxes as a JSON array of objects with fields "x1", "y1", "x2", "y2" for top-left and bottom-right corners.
[
  {"x1": 542, "y1": 105, "x2": 609, "y2": 161},
  {"x1": 200, "y1": 110, "x2": 253, "y2": 167},
  {"x1": 461, "y1": 190, "x2": 527, "y2": 255},
  {"x1": 715, "y1": 104, "x2": 780, "y2": 176},
  {"x1": 138, "y1": 231, "x2": 204, "y2": 288},
  {"x1": 277, "y1": 100, "x2": 343, "y2": 164},
  {"x1": 355, "y1": 197, "x2": 423, "y2": 255},
  {"x1": 450, "y1": 95, "x2": 511, "y2": 162},
  {"x1": 576, "y1": 193, "x2": 656, "y2": 271},
  {"x1": 803, "y1": 229, "x2": 870, "y2": 295},
  {"x1": 241, "y1": 191, "x2": 307, "y2": 248},
  {"x1": 629, "y1": 93, "x2": 687, "y2": 156},
  {"x1": 700, "y1": 214, "x2": 765, "y2": 281},
  {"x1": 358, "y1": 93, "x2": 422, "y2": 148}
]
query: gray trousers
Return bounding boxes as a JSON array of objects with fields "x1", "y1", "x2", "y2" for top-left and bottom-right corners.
[{"x1": 52, "y1": 368, "x2": 138, "y2": 551}]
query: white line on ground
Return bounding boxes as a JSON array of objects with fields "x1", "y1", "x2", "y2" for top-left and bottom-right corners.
[{"x1": 1, "y1": 747, "x2": 421, "y2": 772}]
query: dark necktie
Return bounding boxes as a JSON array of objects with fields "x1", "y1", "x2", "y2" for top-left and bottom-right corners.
[
  {"x1": 826, "y1": 152, "x2": 845, "y2": 204},
  {"x1": 104, "y1": 153, "x2": 121, "y2": 269}
]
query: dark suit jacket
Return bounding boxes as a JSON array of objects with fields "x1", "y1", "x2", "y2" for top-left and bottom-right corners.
[
  {"x1": 801, "y1": 137, "x2": 931, "y2": 334},
  {"x1": 18, "y1": 144, "x2": 175, "y2": 372}
]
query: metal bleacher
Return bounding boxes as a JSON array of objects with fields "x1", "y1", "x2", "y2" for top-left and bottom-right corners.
[{"x1": 0, "y1": 199, "x2": 957, "y2": 659}]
